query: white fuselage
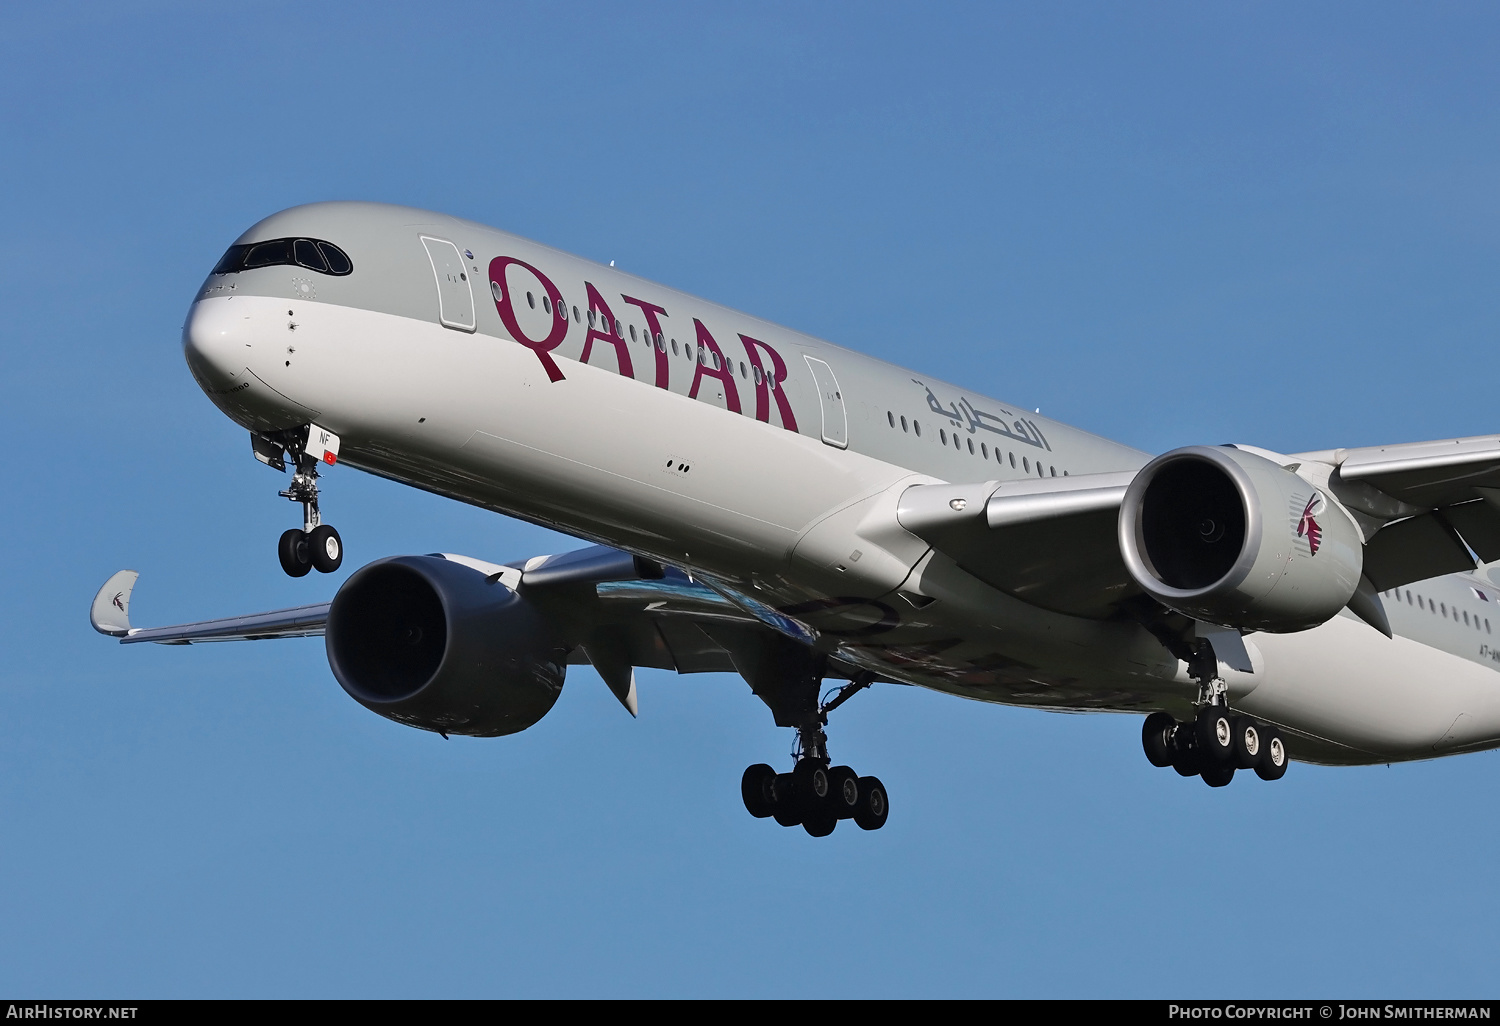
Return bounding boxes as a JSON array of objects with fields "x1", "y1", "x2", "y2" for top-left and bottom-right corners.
[{"x1": 181, "y1": 202, "x2": 1500, "y2": 766}]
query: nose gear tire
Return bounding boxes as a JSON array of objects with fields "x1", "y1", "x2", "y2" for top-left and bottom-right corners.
[
  {"x1": 278, "y1": 529, "x2": 312, "y2": 578},
  {"x1": 309, "y1": 524, "x2": 343, "y2": 573}
]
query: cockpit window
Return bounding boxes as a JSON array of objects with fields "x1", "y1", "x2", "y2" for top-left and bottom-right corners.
[
  {"x1": 318, "y1": 241, "x2": 352, "y2": 274},
  {"x1": 243, "y1": 240, "x2": 292, "y2": 268},
  {"x1": 212, "y1": 237, "x2": 353, "y2": 276},
  {"x1": 293, "y1": 239, "x2": 328, "y2": 272}
]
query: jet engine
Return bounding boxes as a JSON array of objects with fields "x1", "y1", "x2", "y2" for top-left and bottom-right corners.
[
  {"x1": 325, "y1": 555, "x2": 568, "y2": 736},
  {"x1": 1118, "y1": 445, "x2": 1363, "y2": 633}
]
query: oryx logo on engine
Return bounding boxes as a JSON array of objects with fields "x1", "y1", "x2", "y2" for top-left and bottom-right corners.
[{"x1": 1296, "y1": 495, "x2": 1322, "y2": 555}]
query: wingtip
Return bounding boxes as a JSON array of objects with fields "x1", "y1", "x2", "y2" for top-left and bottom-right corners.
[{"x1": 90, "y1": 569, "x2": 139, "y2": 637}]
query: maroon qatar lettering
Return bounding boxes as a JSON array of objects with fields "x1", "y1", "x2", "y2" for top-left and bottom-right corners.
[
  {"x1": 579, "y1": 282, "x2": 632, "y2": 378},
  {"x1": 488, "y1": 256, "x2": 568, "y2": 383},
  {"x1": 739, "y1": 334, "x2": 798, "y2": 432},
  {"x1": 688, "y1": 320, "x2": 742, "y2": 413},
  {"x1": 622, "y1": 295, "x2": 672, "y2": 390}
]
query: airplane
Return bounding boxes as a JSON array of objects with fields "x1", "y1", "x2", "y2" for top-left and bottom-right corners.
[{"x1": 90, "y1": 200, "x2": 1500, "y2": 837}]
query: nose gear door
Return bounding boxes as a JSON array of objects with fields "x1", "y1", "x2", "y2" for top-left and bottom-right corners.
[
  {"x1": 803, "y1": 355, "x2": 848, "y2": 449},
  {"x1": 420, "y1": 235, "x2": 476, "y2": 332}
]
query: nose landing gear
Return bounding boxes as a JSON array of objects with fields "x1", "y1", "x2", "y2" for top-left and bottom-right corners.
[{"x1": 253, "y1": 425, "x2": 344, "y2": 578}]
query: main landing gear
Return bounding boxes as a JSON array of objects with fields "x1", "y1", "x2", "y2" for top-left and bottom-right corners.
[
  {"x1": 256, "y1": 426, "x2": 344, "y2": 578},
  {"x1": 739, "y1": 677, "x2": 889, "y2": 837},
  {"x1": 1141, "y1": 708, "x2": 1288, "y2": 786},
  {"x1": 1140, "y1": 654, "x2": 1288, "y2": 786},
  {"x1": 1134, "y1": 624, "x2": 1290, "y2": 786}
]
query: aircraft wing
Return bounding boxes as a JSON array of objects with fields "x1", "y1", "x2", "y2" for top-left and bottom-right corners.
[
  {"x1": 90, "y1": 569, "x2": 331, "y2": 644},
  {"x1": 1308, "y1": 435, "x2": 1500, "y2": 509},
  {"x1": 896, "y1": 435, "x2": 1500, "y2": 620},
  {"x1": 90, "y1": 550, "x2": 765, "y2": 678},
  {"x1": 897, "y1": 472, "x2": 1139, "y2": 618}
]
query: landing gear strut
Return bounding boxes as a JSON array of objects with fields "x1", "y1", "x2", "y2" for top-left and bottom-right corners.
[
  {"x1": 737, "y1": 670, "x2": 889, "y2": 837},
  {"x1": 255, "y1": 425, "x2": 343, "y2": 578},
  {"x1": 1140, "y1": 636, "x2": 1288, "y2": 786}
]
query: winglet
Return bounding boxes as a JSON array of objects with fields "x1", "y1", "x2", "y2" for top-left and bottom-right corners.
[{"x1": 90, "y1": 570, "x2": 139, "y2": 637}]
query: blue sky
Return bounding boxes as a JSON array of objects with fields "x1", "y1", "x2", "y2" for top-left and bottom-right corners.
[{"x1": 3, "y1": 1, "x2": 1500, "y2": 997}]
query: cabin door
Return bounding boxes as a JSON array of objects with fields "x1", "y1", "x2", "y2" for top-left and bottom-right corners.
[
  {"x1": 420, "y1": 235, "x2": 476, "y2": 332},
  {"x1": 804, "y1": 355, "x2": 848, "y2": 449}
]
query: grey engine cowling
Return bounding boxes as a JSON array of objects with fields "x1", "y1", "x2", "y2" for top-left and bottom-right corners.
[
  {"x1": 325, "y1": 555, "x2": 567, "y2": 736},
  {"x1": 1118, "y1": 445, "x2": 1363, "y2": 633}
]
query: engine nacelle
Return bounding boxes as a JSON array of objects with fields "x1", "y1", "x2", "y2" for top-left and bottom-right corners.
[
  {"x1": 1118, "y1": 445, "x2": 1363, "y2": 633},
  {"x1": 325, "y1": 555, "x2": 568, "y2": 736}
]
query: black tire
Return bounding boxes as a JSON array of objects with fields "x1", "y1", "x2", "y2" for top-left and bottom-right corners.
[
  {"x1": 792, "y1": 759, "x2": 831, "y2": 819},
  {"x1": 1171, "y1": 728, "x2": 1200, "y2": 776},
  {"x1": 741, "y1": 764, "x2": 776, "y2": 819},
  {"x1": 1172, "y1": 750, "x2": 1200, "y2": 776},
  {"x1": 1231, "y1": 716, "x2": 1262, "y2": 770},
  {"x1": 827, "y1": 765, "x2": 860, "y2": 819},
  {"x1": 278, "y1": 529, "x2": 311, "y2": 578},
  {"x1": 771, "y1": 773, "x2": 801, "y2": 827},
  {"x1": 1200, "y1": 763, "x2": 1235, "y2": 788},
  {"x1": 1255, "y1": 726, "x2": 1289, "y2": 781},
  {"x1": 853, "y1": 775, "x2": 889, "y2": 831},
  {"x1": 1194, "y1": 705, "x2": 1235, "y2": 765},
  {"x1": 1142, "y1": 712, "x2": 1177, "y2": 768},
  {"x1": 802, "y1": 812, "x2": 837, "y2": 838},
  {"x1": 308, "y1": 524, "x2": 343, "y2": 574}
]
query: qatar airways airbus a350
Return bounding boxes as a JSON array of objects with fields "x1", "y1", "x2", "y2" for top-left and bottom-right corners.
[{"x1": 91, "y1": 201, "x2": 1500, "y2": 835}]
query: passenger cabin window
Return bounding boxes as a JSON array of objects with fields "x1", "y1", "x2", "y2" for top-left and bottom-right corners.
[{"x1": 213, "y1": 238, "x2": 353, "y2": 276}]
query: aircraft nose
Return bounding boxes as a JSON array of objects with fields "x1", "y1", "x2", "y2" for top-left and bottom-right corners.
[{"x1": 182, "y1": 296, "x2": 251, "y2": 390}]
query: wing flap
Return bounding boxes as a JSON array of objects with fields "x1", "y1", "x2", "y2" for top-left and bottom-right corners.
[{"x1": 1328, "y1": 435, "x2": 1500, "y2": 508}]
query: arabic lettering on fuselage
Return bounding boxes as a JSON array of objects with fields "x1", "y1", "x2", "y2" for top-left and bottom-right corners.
[{"x1": 913, "y1": 380, "x2": 1050, "y2": 451}]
